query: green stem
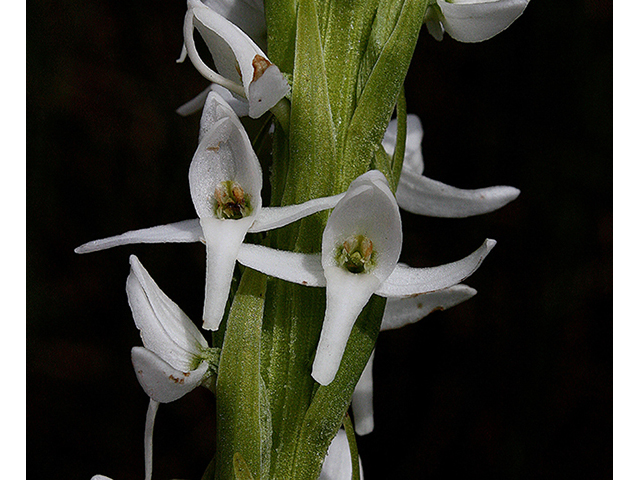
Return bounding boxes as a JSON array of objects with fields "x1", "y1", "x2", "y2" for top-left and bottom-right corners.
[
  {"x1": 342, "y1": 413, "x2": 361, "y2": 480},
  {"x1": 269, "y1": 98, "x2": 291, "y2": 135},
  {"x1": 215, "y1": 268, "x2": 269, "y2": 480},
  {"x1": 390, "y1": 86, "x2": 407, "y2": 192}
]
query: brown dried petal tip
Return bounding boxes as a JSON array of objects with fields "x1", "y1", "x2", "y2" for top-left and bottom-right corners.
[{"x1": 251, "y1": 54, "x2": 272, "y2": 82}]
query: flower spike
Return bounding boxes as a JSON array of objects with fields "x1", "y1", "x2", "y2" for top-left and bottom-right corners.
[
  {"x1": 181, "y1": 0, "x2": 289, "y2": 118},
  {"x1": 234, "y1": 170, "x2": 496, "y2": 385},
  {"x1": 425, "y1": 0, "x2": 529, "y2": 43},
  {"x1": 383, "y1": 115, "x2": 520, "y2": 217}
]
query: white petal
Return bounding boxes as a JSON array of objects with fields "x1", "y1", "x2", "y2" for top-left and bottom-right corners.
[
  {"x1": 313, "y1": 267, "x2": 381, "y2": 386},
  {"x1": 376, "y1": 239, "x2": 496, "y2": 297},
  {"x1": 189, "y1": 116, "x2": 263, "y2": 220},
  {"x1": 177, "y1": 83, "x2": 251, "y2": 118},
  {"x1": 144, "y1": 399, "x2": 159, "y2": 480},
  {"x1": 237, "y1": 243, "x2": 326, "y2": 286},
  {"x1": 199, "y1": 217, "x2": 254, "y2": 330},
  {"x1": 91, "y1": 476, "x2": 113, "y2": 480},
  {"x1": 176, "y1": 84, "x2": 213, "y2": 117},
  {"x1": 126, "y1": 255, "x2": 208, "y2": 371},
  {"x1": 396, "y1": 168, "x2": 520, "y2": 217},
  {"x1": 381, "y1": 284, "x2": 477, "y2": 330},
  {"x1": 249, "y1": 193, "x2": 345, "y2": 233},
  {"x1": 352, "y1": 352, "x2": 375, "y2": 436},
  {"x1": 186, "y1": 0, "x2": 289, "y2": 118},
  {"x1": 202, "y1": 0, "x2": 267, "y2": 50},
  {"x1": 74, "y1": 219, "x2": 203, "y2": 254},
  {"x1": 382, "y1": 114, "x2": 424, "y2": 175},
  {"x1": 182, "y1": 4, "x2": 245, "y2": 97},
  {"x1": 198, "y1": 90, "x2": 242, "y2": 141},
  {"x1": 131, "y1": 347, "x2": 209, "y2": 403},
  {"x1": 246, "y1": 63, "x2": 291, "y2": 118},
  {"x1": 319, "y1": 429, "x2": 364, "y2": 480},
  {"x1": 437, "y1": 0, "x2": 529, "y2": 43}
]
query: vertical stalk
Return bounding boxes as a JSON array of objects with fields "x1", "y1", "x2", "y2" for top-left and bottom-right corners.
[{"x1": 215, "y1": 269, "x2": 268, "y2": 479}]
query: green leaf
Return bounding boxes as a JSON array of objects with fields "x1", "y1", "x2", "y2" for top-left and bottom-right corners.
[
  {"x1": 320, "y1": 0, "x2": 378, "y2": 155},
  {"x1": 264, "y1": 0, "x2": 297, "y2": 74},
  {"x1": 390, "y1": 86, "x2": 407, "y2": 192},
  {"x1": 233, "y1": 452, "x2": 256, "y2": 480},
  {"x1": 285, "y1": 0, "x2": 337, "y2": 205},
  {"x1": 342, "y1": 0, "x2": 428, "y2": 189},
  {"x1": 342, "y1": 413, "x2": 361, "y2": 480}
]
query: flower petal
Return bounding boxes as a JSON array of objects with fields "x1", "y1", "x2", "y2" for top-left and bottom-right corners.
[
  {"x1": 200, "y1": 216, "x2": 254, "y2": 330},
  {"x1": 177, "y1": 83, "x2": 250, "y2": 118},
  {"x1": 131, "y1": 347, "x2": 209, "y2": 403},
  {"x1": 127, "y1": 255, "x2": 208, "y2": 371},
  {"x1": 319, "y1": 429, "x2": 364, "y2": 480},
  {"x1": 249, "y1": 193, "x2": 345, "y2": 233},
  {"x1": 312, "y1": 267, "x2": 381, "y2": 385},
  {"x1": 321, "y1": 170, "x2": 402, "y2": 283},
  {"x1": 424, "y1": 4, "x2": 445, "y2": 41},
  {"x1": 381, "y1": 284, "x2": 477, "y2": 330},
  {"x1": 74, "y1": 219, "x2": 203, "y2": 254},
  {"x1": 352, "y1": 351, "x2": 375, "y2": 436},
  {"x1": 437, "y1": 0, "x2": 529, "y2": 43},
  {"x1": 376, "y1": 239, "x2": 496, "y2": 297},
  {"x1": 395, "y1": 168, "x2": 521, "y2": 217},
  {"x1": 185, "y1": 0, "x2": 289, "y2": 118},
  {"x1": 236, "y1": 243, "x2": 326, "y2": 286},
  {"x1": 202, "y1": 0, "x2": 267, "y2": 50},
  {"x1": 382, "y1": 114, "x2": 424, "y2": 175},
  {"x1": 198, "y1": 90, "x2": 244, "y2": 142}
]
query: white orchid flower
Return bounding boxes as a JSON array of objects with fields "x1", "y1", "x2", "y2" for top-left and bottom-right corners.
[
  {"x1": 76, "y1": 93, "x2": 344, "y2": 331},
  {"x1": 235, "y1": 170, "x2": 496, "y2": 385},
  {"x1": 424, "y1": 0, "x2": 529, "y2": 43},
  {"x1": 384, "y1": 114, "x2": 520, "y2": 217},
  {"x1": 351, "y1": 284, "x2": 477, "y2": 435},
  {"x1": 180, "y1": 0, "x2": 289, "y2": 118},
  {"x1": 319, "y1": 429, "x2": 364, "y2": 480},
  {"x1": 125, "y1": 255, "x2": 217, "y2": 480},
  {"x1": 127, "y1": 255, "x2": 213, "y2": 402}
]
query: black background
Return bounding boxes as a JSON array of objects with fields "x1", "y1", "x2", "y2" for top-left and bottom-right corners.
[{"x1": 28, "y1": 0, "x2": 612, "y2": 478}]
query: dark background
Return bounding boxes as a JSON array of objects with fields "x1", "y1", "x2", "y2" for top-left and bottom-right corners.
[{"x1": 28, "y1": 0, "x2": 612, "y2": 479}]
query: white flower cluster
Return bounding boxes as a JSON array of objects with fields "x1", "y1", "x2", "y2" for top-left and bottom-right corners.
[{"x1": 80, "y1": 0, "x2": 527, "y2": 478}]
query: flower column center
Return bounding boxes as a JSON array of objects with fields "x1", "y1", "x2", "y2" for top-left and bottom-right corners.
[
  {"x1": 212, "y1": 181, "x2": 252, "y2": 220},
  {"x1": 337, "y1": 234, "x2": 376, "y2": 274}
]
